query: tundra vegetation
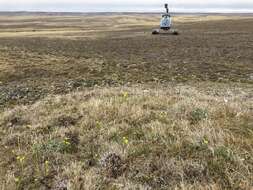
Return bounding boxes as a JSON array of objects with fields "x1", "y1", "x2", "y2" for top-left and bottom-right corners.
[{"x1": 0, "y1": 13, "x2": 252, "y2": 189}]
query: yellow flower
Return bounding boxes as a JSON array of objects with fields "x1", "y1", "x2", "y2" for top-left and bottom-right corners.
[
  {"x1": 14, "y1": 177, "x2": 20, "y2": 183},
  {"x1": 160, "y1": 112, "x2": 166, "y2": 118},
  {"x1": 63, "y1": 138, "x2": 71, "y2": 145},
  {"x1": 64, "y1": 141, "x2": 71, "y2": 145},
  {"x1": 17, "y1": 155, "x2": 25, "y2": 162},
  {"x1": 45, "y1": 160, "x2": 49, "y2": 165},
  {"x1": 123, "y1": 137, "x2": 129, "y2": 145},
  {"x1": 203, "y1": 139, "x2": 209, "y2": 144},
  {"x1": 123, "y1": 92, "x2": 128, "y2": 98}
]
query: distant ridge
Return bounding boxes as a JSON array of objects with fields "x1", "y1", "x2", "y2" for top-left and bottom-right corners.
[{"x1": 0, "y1": 11, "x2": 253, "y2": 16}]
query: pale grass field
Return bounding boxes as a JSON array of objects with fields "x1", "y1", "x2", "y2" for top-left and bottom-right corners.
[
  {"x1": 0, "y1": 14, "x2": 252, "y2": 38},
  {"x1": 0, "y1": 83, "x2": 252, "y2": 189}
]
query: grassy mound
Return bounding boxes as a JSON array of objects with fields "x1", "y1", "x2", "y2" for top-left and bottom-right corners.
[{"x1": 0, "y1": 84, "x2": 252, "y2": 189}]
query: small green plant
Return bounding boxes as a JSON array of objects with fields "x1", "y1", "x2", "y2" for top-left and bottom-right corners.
[
  {"x1": 96, "y1": 121, "x2": 102, "y2": 129},
  {"x1": 33, "y1": 138, "x2": 75, "y2": 155},
  {"x1": 214, "y1": 146, "x2": 235, "y2": 162},
  {"x1": 206, "y1": 146, "x2": 237, "y2": 188},
  {"x1": 189, "y1": 108, "x2": 208, "y2": 124}
]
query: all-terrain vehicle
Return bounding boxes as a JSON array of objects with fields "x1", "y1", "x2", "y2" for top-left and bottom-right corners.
[{"x1": 152, "y1": 4, "x2": 179, "y2": 35}]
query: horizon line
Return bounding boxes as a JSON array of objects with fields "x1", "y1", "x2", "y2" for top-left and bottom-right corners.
[{"x1": 1, "y1": 10, "x2": 253, "y2": 14}]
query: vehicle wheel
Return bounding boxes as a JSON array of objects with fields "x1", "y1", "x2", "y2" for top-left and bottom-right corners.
[{"x1": 152, "y1": 29, "x2": 160, "y2": 35}]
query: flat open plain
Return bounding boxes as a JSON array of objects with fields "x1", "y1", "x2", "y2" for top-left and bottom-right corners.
[
  {"x1": 0, "y1": 13, "x2": 252, "y2": 189},
  {"x1": 0, "y1": 13, "x2": 252, "y2": 107}
]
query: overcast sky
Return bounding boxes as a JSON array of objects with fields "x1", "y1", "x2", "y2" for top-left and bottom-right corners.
[{"x1": 1, "y1": 0, "x2": 253, "y2": 12}]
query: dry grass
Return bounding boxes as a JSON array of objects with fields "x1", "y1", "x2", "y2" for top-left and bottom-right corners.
[
  {"x1": 0, "y1": 84, "x2": 252, "y2": 189},
  {"x1": 1, "y1": 16, "x2": 253, "y2": 110},
  {"x1": 0, "y1": 13, "x2": 252, "y2": 189},
  {"x1": 0, "y1": 14, "x2": 252, "y2": 38}
]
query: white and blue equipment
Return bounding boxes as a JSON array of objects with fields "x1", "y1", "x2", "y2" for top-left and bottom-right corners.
[{"x1": 152, "y1": 4, "x2": 178, "y2": 35}]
